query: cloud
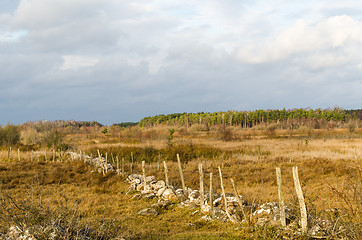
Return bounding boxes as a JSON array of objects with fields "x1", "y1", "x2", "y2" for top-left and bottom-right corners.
[
  {"x1": 0, "y1": 1, "x2": 361, "y2": 125},
  {"x1": 60, "y1": 55, "x2": 99, "y2": 70},
  {"x1": 237, "y1": 15, "x2": 362, "y2": 65}
]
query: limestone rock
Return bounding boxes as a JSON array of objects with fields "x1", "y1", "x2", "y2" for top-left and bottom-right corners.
[
  {"x1": 151, "y1": 180, "x2": 166, "y2": 191},
  {"x1": 138, "y1": 208, "x2": 159, "y2": 216},
  {"x1": 201, "y1": 204, "x2": 211, "y2": 215},
  {"x1": 141, "y1": 185, "x2": 153, "y2": 194},
  {"x1": 253, "y1": 202, "x2": 279, "y2": 225},
  {"x1": 188, "y1": 190, "x2": 200, "y2": 203},
  {"x1": 156, "y1": 187, "x2": 167, "y2": 197},
  {"x1": 162, "y1": 188, "x2": 177, "y2": 201},
  {"x1": 143, "y1": 193, "x2": 156, "y2": 200},
  {"x1": 145, "y1": 176, "x2": 157, "y2": 183}
]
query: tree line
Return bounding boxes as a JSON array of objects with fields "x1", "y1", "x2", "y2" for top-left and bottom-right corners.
[{"x1": 139, "y1": 108, "x2": 361, "y2": 128}]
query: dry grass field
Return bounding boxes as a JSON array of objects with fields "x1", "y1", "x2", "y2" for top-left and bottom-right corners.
[{"x1": 0, "y1": 125, "x2": 361, "y2": 239}]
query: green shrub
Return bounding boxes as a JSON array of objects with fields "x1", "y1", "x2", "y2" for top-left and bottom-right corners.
[
  {"x1": 42, "y1": 130, "x2": 65, "y2": 148},
  {"x1": 0, "y1": 125, "x2": 20, "y2": 146}
]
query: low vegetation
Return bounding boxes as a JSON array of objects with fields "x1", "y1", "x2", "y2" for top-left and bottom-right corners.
[{"x1": 0, "y1": 109, "x2": 361, "y2": 239}]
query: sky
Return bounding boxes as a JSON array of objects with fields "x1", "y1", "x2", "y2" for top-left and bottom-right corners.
[{"x1": 0, "y1": 0, "x2": 361, "y2": 125}]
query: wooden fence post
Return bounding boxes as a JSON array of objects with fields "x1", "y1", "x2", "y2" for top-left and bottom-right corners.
[
  {"x1": 177, "y1": 154, "x2": 187, "y2": 197},
  {"x1": 18, "y1": 149, "x2": 20, "y2": 161},
  {"x1": 8, "y1": 147, "x2": 11, "y2": 160},
  {"x1": 105, "y1": 153, "x2": 108, "y2": 174},
  {"x1": 111, "y1": 153, "x2": 115, "y2": 165},
  {"x1": 31, "y1": 150, "x2": 34, "y2": 162},
  {"x1": 218, "y1": 166, "x2": 233, "y2": 222},
  {"x1": 199, "y1": 164, "x2": 204, "y2": 207},
  {"x1": 231, "y1": 178, "x2": 248, "y2": 224},
  {"x1": 97, "y1": 150, "x2": 105, "y2": 176},
  {"x1": 116, "y1": 156, "x2": 120, "y2": 175},
  {"x1": 276, "y1": 167, "x2": 286, "y2": 227},
  {"x1": 142, "y1": 161, "x2": 146, "y2": 187},
  {"x1": 209, "y1": 172, "x2": 213, "y2": 217},
  {"x1": 292, "y1": 166, "x2": 307, "y2": 233}
]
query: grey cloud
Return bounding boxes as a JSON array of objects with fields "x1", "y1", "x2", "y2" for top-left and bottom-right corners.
[{"x1": 0, "y1": 1, "x2": 361, "y2": 125}]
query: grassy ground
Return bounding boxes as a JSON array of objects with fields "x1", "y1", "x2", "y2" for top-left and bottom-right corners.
[{"x1": 0, "y1": 126, "x2": 361, "y2": 239}]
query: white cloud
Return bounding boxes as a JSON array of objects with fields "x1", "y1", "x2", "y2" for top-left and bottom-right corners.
[
  {"x1": 60, "y1": 55, "x2": 99, "y2": 70},
  {"x1": 13, "y1": 0, "x2": 103, "y2": 29},
  {"x1": 237, "y1": 15, "x2": 362, "y2": 64}
]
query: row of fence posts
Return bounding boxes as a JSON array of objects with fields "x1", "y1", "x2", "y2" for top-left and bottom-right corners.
[
  {"x1": 124, "y1": 152, "x2": 308, "y2": 233},
  {"x1": 7, "y1": 147, "x2": 66, "y2": 162},
  {"x1": 7, "y1": 147, "x2": 308, "y2": 233}
]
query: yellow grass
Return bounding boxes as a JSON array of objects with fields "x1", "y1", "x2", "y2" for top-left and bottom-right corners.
[{"x1": 0, "y1": 126, "x2": 360, "y2": 239}]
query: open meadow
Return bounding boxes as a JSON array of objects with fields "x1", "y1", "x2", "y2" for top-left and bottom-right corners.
[{"x1": 0, "y1": 123, "x2": 361, "y2": 239}]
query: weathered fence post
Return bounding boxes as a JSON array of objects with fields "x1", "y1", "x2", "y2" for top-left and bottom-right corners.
[
  {"x1": 31, "y1": 150, "x2": 34, "y2": 162},
  {"x1": 177, "y1": 154, "x2": 187, "y2": 197},
  {"x1": 105, "y1": 153, "x2": 108, "y2": 174},
  {"x1": 231, "y1": 178, "x2": 248, "y2": 224},
  {"x1": 18, "y1": 149, "x2": 20, "y2": 161},
  {"x1": 116, "y1": 156, "x2": 120, "y2": 175},
  {"x1": 218, "y1": 166, "x2": 233, "y2": 222},
  {"x1": 199, "y1": 164, "x2": 204, "y2": 208},
  {"x1": 142, "y1": 161, "x2": 146, "y2": 187},
  {"x1": 276, "y1": 167, "x2": 286, "y2": 227},
  {"x1": 131, "y1": 152, "x2": 134, "y2": 174},
  {"x1": 163, "y1": 161, "x2": 169, "y2": 188},
  {"x1": 209, "y1": 172, "x2": 213, "y2": 217},
  {"x1": 97, "y1": 150, "x2": 105, "y2": 176},
  {"x1": 292, "y1": 166, "x2": 307, "y2": 233}
]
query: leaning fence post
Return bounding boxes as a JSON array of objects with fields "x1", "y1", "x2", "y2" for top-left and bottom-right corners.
[
  {"x1": 276, "y1": 167, "x2": 286, "y2": 227},
  {"x1": 292, "y1": 166, "x2": 307, "y2": 233},
  {"x1": 177, "y1": 154, "x2": 187, "y2": 197},
  {"x1": 209, "y1": 172, "x2": 214, "y2": 217},
  {"x1": 198, "y1": 164, "x2": 204, "y2": 208},
  {"x1": 163, "y1": 161, "x2": 169, "y2": 188},
  {"x1": 231, "y1": 178, "x2": 248, "y2": 224},
  {"x1": 218, "y1": 166, "x2": 234, "y2": 222}
]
